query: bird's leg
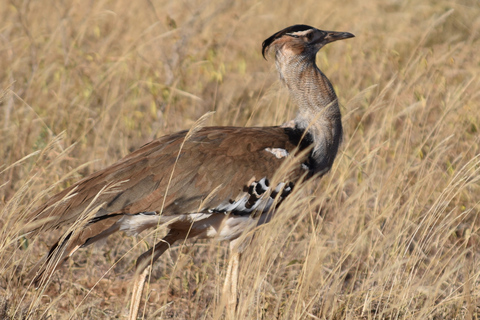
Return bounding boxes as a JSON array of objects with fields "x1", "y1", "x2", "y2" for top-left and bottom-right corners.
[
  {"x1": 130, "y1": 265, "x2": 151, "y2": 320},
  {"x1": 228, "y1": 250, "x2": 240, "y2": 306},
  {"x1": 129, "y1": 230, "x2": 181, "y2": 320},
  {"x1": 222, "y1": 253, "x2": 233, "y2": 298},
  {"x1": 222, "y1": 240, "x2": 241, "y2": 318}
]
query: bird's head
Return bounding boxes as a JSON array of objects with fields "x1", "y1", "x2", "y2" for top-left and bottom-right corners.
[{"x1": 262, "y1": 25, "x2": 354, "y2": 60}]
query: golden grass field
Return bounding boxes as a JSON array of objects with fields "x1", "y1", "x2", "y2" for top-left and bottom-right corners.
[{"x1": 1, "y1": 0, "x2": 480, "y2": 318}]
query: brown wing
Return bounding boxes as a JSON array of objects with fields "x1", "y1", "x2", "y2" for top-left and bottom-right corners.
[{"x1": 26, "y1": 126, "x2": 311, "y2": 233}]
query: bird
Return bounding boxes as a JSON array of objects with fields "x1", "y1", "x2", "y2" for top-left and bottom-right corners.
[{"x1": 24, "y1": 24, "x2": 354, "y2": 319}]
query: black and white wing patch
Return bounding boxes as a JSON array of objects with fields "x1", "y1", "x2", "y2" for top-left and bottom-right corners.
[{"x1": 212, "y1": 177, "x2": 294, "y2": 216}]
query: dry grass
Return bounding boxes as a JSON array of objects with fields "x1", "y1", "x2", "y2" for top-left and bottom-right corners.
[{"x1": 1, "y1": 0, "x2": 480, "y2": 319}]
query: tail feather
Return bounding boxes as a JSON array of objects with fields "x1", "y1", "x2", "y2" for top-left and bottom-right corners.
[{"x1": 29, "y1": 214, "x2": 124, "y2": 287}]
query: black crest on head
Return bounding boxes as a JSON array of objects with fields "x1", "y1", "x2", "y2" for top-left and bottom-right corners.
[{"x1": 262, "y1": 24, "x2": 314, "y2": 59}]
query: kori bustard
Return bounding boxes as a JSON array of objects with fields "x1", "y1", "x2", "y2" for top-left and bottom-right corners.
[{"x1": 25, "y1": 25, "x2": 354, "y2": 319}]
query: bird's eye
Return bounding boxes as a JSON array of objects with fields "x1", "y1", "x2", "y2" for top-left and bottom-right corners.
[{"x1": 305, "y1": 32, "x2": 313, "y2": 41}]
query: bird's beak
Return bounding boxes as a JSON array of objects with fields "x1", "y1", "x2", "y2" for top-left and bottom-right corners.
[{"x1": 324, "y1": 31, "x2": 355, "y2": 43}]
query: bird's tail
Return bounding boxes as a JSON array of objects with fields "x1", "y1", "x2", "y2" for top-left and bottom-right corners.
[{"x1": 28, "y1": 214, "x2": 124, "y2": 287}]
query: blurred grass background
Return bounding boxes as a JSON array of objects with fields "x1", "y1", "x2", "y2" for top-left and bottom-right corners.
[{"x1": 1, "y1": 0, "x2": 480, "y2": 318}]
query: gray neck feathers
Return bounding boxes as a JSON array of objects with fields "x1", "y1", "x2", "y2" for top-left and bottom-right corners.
[{"x1": 276, "y1": 53, "x2": 343, "y2": 174}]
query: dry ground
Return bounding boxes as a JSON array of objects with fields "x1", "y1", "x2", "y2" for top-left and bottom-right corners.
[{"x1": 1, "y1": 0, "x2": 480, "y2": 319}]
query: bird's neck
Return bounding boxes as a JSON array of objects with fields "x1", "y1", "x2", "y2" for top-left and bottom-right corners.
[{"x1": 276, "y1": 54, "x2": 343, "y2": 174}]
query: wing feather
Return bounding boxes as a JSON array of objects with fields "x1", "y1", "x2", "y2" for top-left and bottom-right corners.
[{"x1": 25, "y1": 126, "x2": 311, "y2": 233}]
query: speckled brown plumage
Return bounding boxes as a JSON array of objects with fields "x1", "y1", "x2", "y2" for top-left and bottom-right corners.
[{"x1": 27, "y1": 126, "x2": 310, "y2": 234}]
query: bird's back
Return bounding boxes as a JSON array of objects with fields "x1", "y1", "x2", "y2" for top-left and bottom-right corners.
[{"x1": 26, "y1": 126, "x2": 314, "y2": 234}]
